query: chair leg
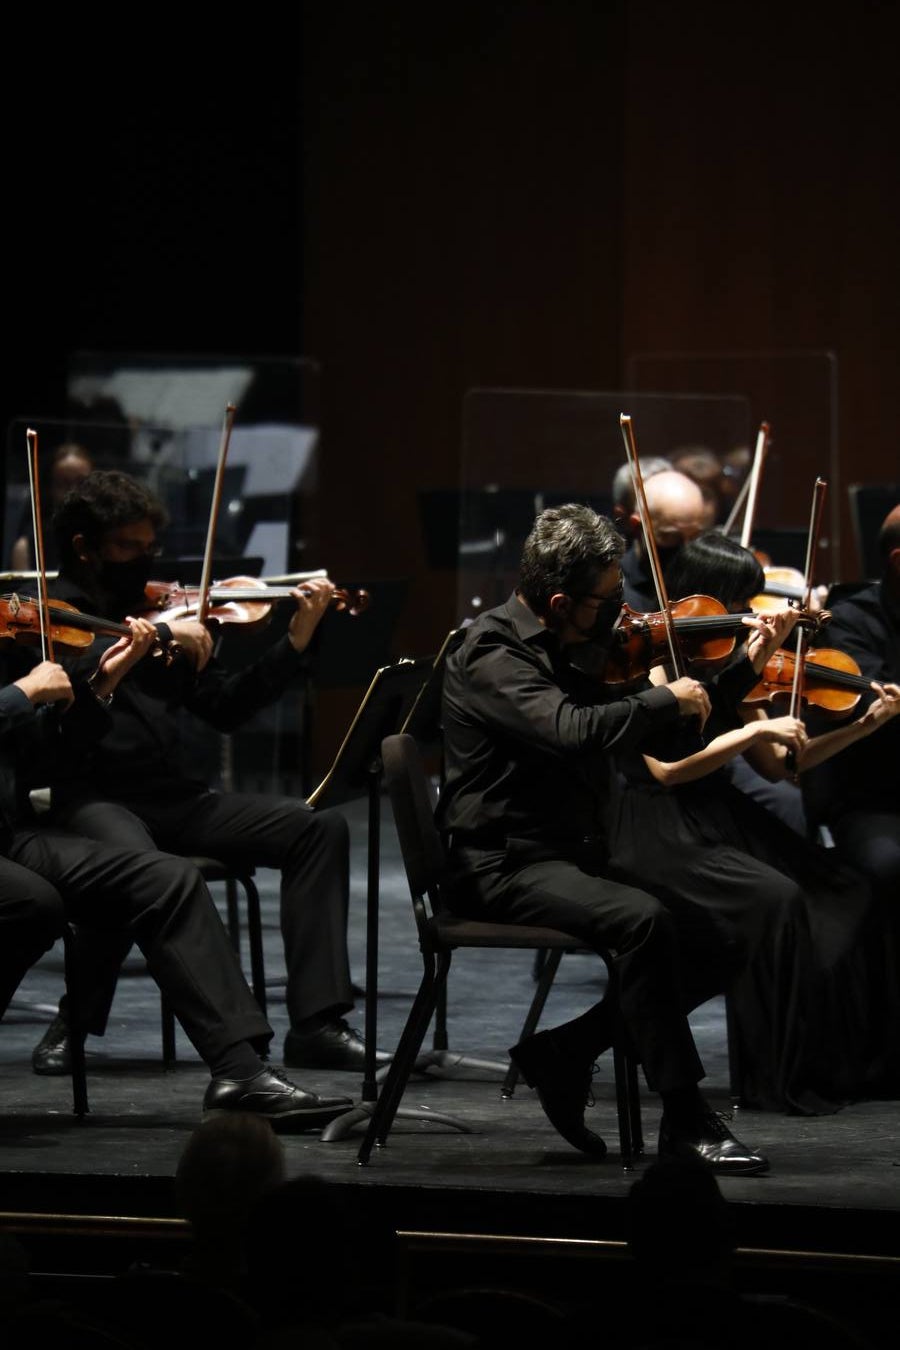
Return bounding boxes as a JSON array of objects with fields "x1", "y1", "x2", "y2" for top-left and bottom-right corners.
[
  {"x1": 501, "y1": 949, "x2": 564, "y2": 1098},
  {"x1": 413, "y1": 955, "x2": 513, "y2": 1082},
  {"x1": 612, "y1": 1037, "x2": 643, "y2": 1169},
  {"x1": 432, "y1": 978, "x2": 449, "y2": 1052},
  {"x1": 626, "y1": 1047, "x2": 643, "y2": 1154},
  {"x1": 532, "y1": 948, "x2": 550, "y2": 982},
  {"x1": 609, "y1": 967, "x2": 643, "y2": 1168},
  {"x1": 358, "y1": 950, "x2": 449, "y2": 1165},
  {"x1": 61, "y1": 927, "x2": 89, "y2": 1118},
  {"x1": 161, "y1": 999, "x2": 177, "y2": 1067},
  {"x1": 725, "y1": 992, "x2": 744, "y2": 1109},
  {"x1": 224, "y1": 877, "x2": 241, "y2": 951},
  {"x1": 240, "y1": 874, "x2": 267, "y2": 1019}
]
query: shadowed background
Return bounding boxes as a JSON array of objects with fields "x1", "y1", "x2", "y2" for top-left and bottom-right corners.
[{"x1": 4, "y1": 0, "x2": 899, "y2": 776}]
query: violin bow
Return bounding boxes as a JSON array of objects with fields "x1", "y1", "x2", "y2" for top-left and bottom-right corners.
[
  {"x1": 25, "y1": 427, "x2": 53, "y2": 662},
  {"x1": 789, "y1": 476, "x2": 828, "y2": 722},
  {"x1": 619, "y1": 413, "x2": 685, "y2": 678},
  {"x1": 721, "y1": 475, "x2": 751, "y2": 538},
  {"x1": 196, "y1": 403, "x2": 237, "y2": 626},
  {"x1": 735, "y1": 420, "x2": 771, "y2": 547}
]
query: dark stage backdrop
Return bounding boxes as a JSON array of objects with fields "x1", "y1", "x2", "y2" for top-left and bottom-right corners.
[{"x1": 4, "y1": 2, "x2": 900, "y2": 772}]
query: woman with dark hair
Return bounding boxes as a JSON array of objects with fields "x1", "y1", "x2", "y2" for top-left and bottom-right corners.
[
  {"x1": 666, "y1": 530, "x2": 765, "y2": 610},
  {"x1": 666, "y1": 532, "x2": 812, "y2": 835},
  {"x1": 607, "y1": 532, "x2": 900, "y2": 1113}
]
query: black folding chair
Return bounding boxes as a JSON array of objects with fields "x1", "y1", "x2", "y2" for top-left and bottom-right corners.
[{"x1": 357, "y1": 733, "x2": 643, "y2": 1168}]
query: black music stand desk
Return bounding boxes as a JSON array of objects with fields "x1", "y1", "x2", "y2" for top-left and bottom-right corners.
[{"x1": 314, "y1": 654, "x2": 469, "y2": 1144}]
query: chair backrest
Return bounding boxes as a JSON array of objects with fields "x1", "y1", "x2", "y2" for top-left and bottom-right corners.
[{"x1": 381, "y1": 733, "x2": 447, "y2": 904}]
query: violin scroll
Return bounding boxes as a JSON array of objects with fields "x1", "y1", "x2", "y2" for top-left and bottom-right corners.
[
  {"x1": 0, "y1": 594, "x2": 94, "y2": 650},
  {"x1": 323, "y1": 586, "x2": 369, "y2": 617}
]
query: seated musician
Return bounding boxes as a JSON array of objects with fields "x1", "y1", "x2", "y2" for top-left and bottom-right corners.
[
  {"x1": 30, "y1": 469, "x2": 388, "y2": 1079},
  {"x1": 437, "y1": 502, "x2": 772, "y2": 1173},
  {"x1": 606, "y1": 531, "x2": 900, "y2": 1113},
  {"x1": 610, "y1": 456, "x2": 671, "y2": 535},
  {"x1": 0, "y1": 620, "x2": 350, "y2": 1126},
  {"x1": 618, "y1": 468, "x2": 707, "y2": 611},
  {"x1": 803, "y1": 502, "x2": 900, "y2": 903}
]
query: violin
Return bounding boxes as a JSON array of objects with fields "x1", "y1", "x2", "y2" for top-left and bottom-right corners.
[
  {"x1": 137, "y1": 576, "x2": 370, "y2": 627},
  {"x1": 750, "y1": 550, "x2": 830, "y2": 615},
  {"x1": 742, "y1": 647, "x2": 873, "y2": 720},
  {"x1": 0, "y1": 592, "x2": 158, "y2": 652},
  {"x1": 599, "y1": 595, "x2": 827, "y2": 688},
  {"x1": 727, "y1": 422, "x2": 830, "y2": 615}
]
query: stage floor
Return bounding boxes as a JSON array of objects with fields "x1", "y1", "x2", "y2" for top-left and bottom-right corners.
[{"x1": 3, "y1": 798, "x2": 900, "y2": 1337}]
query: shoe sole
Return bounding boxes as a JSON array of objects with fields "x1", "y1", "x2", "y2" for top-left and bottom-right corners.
[
  {"x1": 32, "y1": 1060, "x2": 72, "y2": 1077},
  {"x1": 696, "y1": 1158, "x2": 770, "y2": 1176},
  {"x1": 202, "y1": 1101, "x2": 352, "y2": 1130},
  {"x1": 658, "y1": 1141, "x2": 770, "y2": 1176}
]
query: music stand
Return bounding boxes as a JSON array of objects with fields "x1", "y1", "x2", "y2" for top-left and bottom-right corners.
[{"x1": 316, "y1": 654, "x2": 467, "y2": 1142}]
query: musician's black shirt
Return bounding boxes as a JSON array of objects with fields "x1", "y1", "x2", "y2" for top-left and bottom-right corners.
[
  {"x1": 437, "y1": 591, "x2": 681, "y2": 853},
  {"x1": 804, "y1": 577, "x2": 900, "y2": 821},
  {"x1": 47, "y1": 573, "x2": 308, "y2": 803},
  {"x1": 0, "y1": 644, "x2": 110, "y2": 844}
]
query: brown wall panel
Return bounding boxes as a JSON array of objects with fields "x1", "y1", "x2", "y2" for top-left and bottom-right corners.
[
  {"x1": 300, "y1": 3, "x2": 627, "y2": 680},
  {"x1": 621, "y1": 1, "x2": 900, "y2": 575},
  {"x1": 5, "y1": 6, "x2": 899, "y2": 776}
]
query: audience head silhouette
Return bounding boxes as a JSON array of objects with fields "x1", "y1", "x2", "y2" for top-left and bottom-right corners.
[{"x1": 175, "y1": 1111, "x2": 286, "y2": 1279}]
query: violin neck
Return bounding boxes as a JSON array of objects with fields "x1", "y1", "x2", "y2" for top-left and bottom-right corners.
[
  {"x1": 672, "y1": 610, "x2": 819, "y2": 636},
  {"x1": 803, "y1": 658, "x2": 872, "y2": 693},
  {"x1": 47, "y1": 603, "x2": 130, "y2": 638},
  {"x1": 208, "y1": 587, "x2": 295, "y2": 601},
  {"x1": 670, "y1": 613, "x2": 747, "y2": 635}
]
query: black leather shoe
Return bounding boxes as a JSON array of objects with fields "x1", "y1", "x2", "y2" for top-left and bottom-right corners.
[
  {"x1": 283, "y1": 1019, "x2": 392, "y2": 1071},
  {"x1": 509, "y1": 1028, "x2": 607, "y2": 1159},
  {"x1": 658, "y1": 1109, "x2": 770, "y2": 1175},
  {"x1": 32, "y1": 1013, "x2": 77, "y2": 1077},
  {"x1": 202, "y1": 1067, "x2": 352, "y2": 1129}
]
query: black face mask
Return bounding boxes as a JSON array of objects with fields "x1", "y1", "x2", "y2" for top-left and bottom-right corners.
[
  {"x1": 97, "y1": 556, "x2": 155, "y2": 612},
  {"x1": 568, "y1": 597, "x2": 622, "y2": 644},
  {"x1": 562, "y1": 574, "x2": 625, "y2": 653},
  {"x1": 563, "y1": 598, "x2": 624, "y2": 676}
]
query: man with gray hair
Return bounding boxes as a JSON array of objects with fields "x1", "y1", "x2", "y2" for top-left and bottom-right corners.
[
  {"x1": 611, "y1": 455, "x2": 671, "y2": 526},
  {"x1": 617, "y1": 468, "x2": 707, "y2": 611}
]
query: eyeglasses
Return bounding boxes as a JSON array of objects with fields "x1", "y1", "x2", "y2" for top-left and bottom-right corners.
[
  {"x1": 575, "y1": 579, "x2": 624, "y2": 610},
  {"x1": 104, "y1": 536, "x2": 161, "y2": 560}
]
